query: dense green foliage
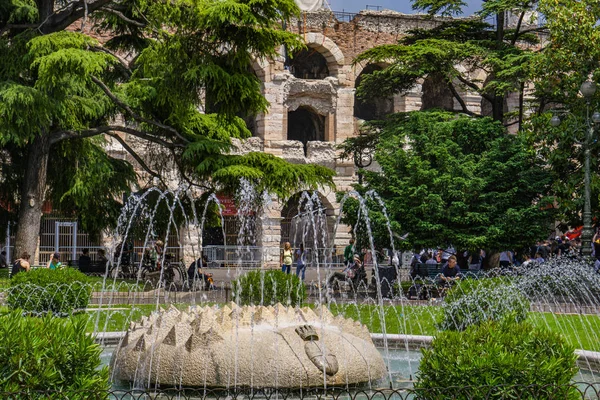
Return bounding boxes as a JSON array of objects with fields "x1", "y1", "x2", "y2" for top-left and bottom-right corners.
[
  {"x1": 340, "y1": 111, "x2": 555, "y2": 252},
  {"x1": 417, "y1": 319, "x2": 579, "y2": 399},
  {"x1": 0, "y1": 0, "x2": 334, "y2": 251},
  {"x1": 7, "y1": 268, "x2": 92, "y2": 315},
  {"x1": 439, "y1": 277, "x2": 529, "y2": 331},
  {"x1": 0, "y1": 311, "x2": 109, "y2": 397},
  {"x1": 525, "y1": 1, "x2": 600, "y2": 229},
  {"x1": 356, "y1": 0, "x2": 541, "y2": 123},
  {"x1": 232, "y1": 270, "x2": 306, "y2": 307}
]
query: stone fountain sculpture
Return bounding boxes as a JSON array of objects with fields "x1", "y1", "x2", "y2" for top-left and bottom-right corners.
[{"x1": 112, "y1": 302, "x2": 386, "y2": 388}]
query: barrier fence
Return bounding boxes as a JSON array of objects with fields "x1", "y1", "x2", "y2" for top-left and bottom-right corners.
[{"x1": 3, "y1": 384, "x2": 600, "y2": 399}]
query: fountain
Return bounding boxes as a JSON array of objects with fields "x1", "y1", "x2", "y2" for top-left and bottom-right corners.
[
  {"x1": 8, "y1": 181, "x2": 597, "y2": 395},
  {"x1": 111, "y1": 303, "x2": 386, "y2": 388}
]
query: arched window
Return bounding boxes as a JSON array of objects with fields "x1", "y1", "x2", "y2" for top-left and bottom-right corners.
[
  {"x1": 287, "y1": 106, "x2": 325, "y2": 155},
  {"x1": 285, "y1": 49, "x2": 330, "y2": 80},
  {"x1": 354, "y1": 64, "x2": 394, "y2": 120},
  {"x1": 280, "y1": 192, "x2": 334, "y2": 247}
]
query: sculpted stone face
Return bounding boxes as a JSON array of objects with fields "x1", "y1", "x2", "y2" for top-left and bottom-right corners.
[{"x1": 111, "y1": 303, "x2": 386, "y2": 388}]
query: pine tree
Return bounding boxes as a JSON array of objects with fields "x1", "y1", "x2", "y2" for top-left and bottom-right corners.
[
  {"x1": 355, "y1": 0, "x2": 543, "y2": 126},
  {"x1": 0, "y1": 0, "x2": 334, "y2": 258}
]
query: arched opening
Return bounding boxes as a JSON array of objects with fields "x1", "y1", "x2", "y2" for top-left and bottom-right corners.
[
  {"x1": 354, "y1": 64, "x2": 394, "y2": 120},
  {"x1": 287, "y1": 106, "x2": 325, "y2": 155},
  {"x1": 280, "y1": 192, "x2": 335, "y2": 250},
  {"x1": 285, "y1": 48, "x2": 330, "y2": 80},
  {"x1": 421, "y1": 72, "x2": 455, "y2": 111}
]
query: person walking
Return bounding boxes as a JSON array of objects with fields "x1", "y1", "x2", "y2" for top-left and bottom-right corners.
[
  {"x1": 281, "y1": 242, "x2": 293, "y2": 274},
  {"x1": 295, "y1": 243, "x2": 306, "y2": 281}
]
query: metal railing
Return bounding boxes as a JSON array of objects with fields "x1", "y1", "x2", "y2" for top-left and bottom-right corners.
[{"x1": 2, "y1": 384, "x2": 600, "y2": 399}]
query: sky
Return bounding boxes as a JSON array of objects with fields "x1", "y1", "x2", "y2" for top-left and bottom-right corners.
[{"x1": 326, "y1": 0, "x2": 483, "y2": 16}]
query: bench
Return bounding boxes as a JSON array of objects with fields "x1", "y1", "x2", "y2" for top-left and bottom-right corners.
[{"x1": 413, "y1": 263, "x2": 443, "y2": 280}]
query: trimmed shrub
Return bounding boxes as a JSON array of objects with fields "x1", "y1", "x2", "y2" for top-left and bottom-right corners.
[
  {"x1": 0, "y1": 311, "x2": 109, "y2": 397},
  {"x1": 6, "y1": 268, "x2": 92, "y2": 316},
  {"x1": 232, "y1": 270, "x2": 306, "y2": 307},
  {"x1": 438, "y1": 277, "x2": 529, "y2": 331},
  {"x1": 416, "y1": 318, "x2": 579, "y2": 399}
]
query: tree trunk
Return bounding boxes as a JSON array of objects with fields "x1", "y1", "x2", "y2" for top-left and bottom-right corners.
[
  {"x1": 36, "y1": 0, "x2": 54, "y2": 22},
  {"x1": 14, "y1": 134, "x2": 51, "y2": 261}
]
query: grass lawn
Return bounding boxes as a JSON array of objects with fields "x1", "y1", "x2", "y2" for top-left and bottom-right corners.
[{"x1": 81, "y1": 302, "x2": 600, "y2": 351}]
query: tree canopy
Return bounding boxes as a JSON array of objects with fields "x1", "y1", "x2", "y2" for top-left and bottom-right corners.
[
  {"x1": 340, "y1": 111, "x2": 555, "y2": 253},
  {"x1": 0, "y1": 0, "x2": 334, "y2": 254},
  {"x1": 355, "y1": 0, "x2": 543, "y2": 124},
  {"x1": 525, "y1": 0, "x2": 600, "y2": 229}
]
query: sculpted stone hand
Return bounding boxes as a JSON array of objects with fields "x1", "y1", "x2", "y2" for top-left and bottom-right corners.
[{"x1": 295, "y1": 325, "x2": 339, "y2": 376}]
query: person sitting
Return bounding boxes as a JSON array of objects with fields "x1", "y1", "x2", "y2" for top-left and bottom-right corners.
[
  {"x1": 439, "y1": 255, "x2": 461, "y2": 286},
  {"x1": 0, "y1": 251, "x2": 8, "y2": 269},
  {"x1": 46, "y1": 252, "x2": 62, "y2": 270},
  {"x1": 187, "y1": 255, "x2": 214, "y2": 290},
  {"x1": 78, "y1": 248, "x2": 92, "y2": 272},
  {"x1": 328, "y1": 254, "x2": 365, "y2": 290},
  {"x1": 11, "y1": 252, "x2": 31, "y2": 277},
  {"x1": 534, "y1": 252, "x2": 545, "y2": 264}
]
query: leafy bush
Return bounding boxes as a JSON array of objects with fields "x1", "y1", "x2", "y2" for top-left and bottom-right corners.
[
  {"x1": 6, "y1": 268, "x2": 92, "y2": 316},
  {"x1": 417, "y1": 318, "x2": 579, "y2": 399},
  {"x1": 232, "y1": 270, "x2": 306, "y2": 307},
  {"x1": 438, "y1": 277, "x2": 529, "y2": 331},
  {"x1": 0, "y1": 311, "x2": 109, "y2": 397}
]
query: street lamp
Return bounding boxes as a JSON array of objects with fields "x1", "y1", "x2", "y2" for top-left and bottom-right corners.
[
  {"x1": 551, "y1": 81, "x2": 600, "y2": 256},
  {"x1": 354, "y1": 147, "x2": 373, "y2": 185}
]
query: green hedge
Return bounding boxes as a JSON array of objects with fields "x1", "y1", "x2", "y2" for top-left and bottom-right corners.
[
  {"x1": 6, "y1": 268, "x2": 92, "y2": 316},
  {"x1": 0, "y1": 311, "x2": 109, "y2": 397},
  {"x1": 232, "y1": 270, "x2": 306, "y2": 307},
  {"x1": 417, "y1": 318, "x2": 579, "y2": 399},
  {"x1": 438, "y1": 277, "x2": 529, "y2": 331}
]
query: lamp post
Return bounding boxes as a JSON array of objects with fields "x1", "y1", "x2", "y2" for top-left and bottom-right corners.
[
  {"x1": 551, "y1": 81, "x2": 600, "y2": 256},
  {"x1": 353, "y1": 147, "x2": 373, "y2": 185}
]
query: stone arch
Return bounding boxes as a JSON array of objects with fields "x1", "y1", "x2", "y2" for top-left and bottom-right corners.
[
  {"x1": 287, "y1": 105, "x2": 325, "y2": 155},
  {"x1": 285, "y1": 32, "x2": 344, "y2": 78},
  {"x1": 250, "y1": 57, "x2": 270, "y2": 81},
  {"x1": 280, "y1": 191, "x2": 336, "y2": 248},
  {"x1": 354, "y1": 64, "x2": 394, "y2": 121}
]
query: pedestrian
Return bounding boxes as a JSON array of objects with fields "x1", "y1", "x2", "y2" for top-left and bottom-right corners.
[
  {"x1": 281, "y1": 242, "x2": 293, "y2": 274},
  {"x1": 344, "y1": 238, "x2": 355, "y2": 267},
  {"x1": 0, "y1": 251, "x2": 8, "y2": 269},
  {"x1": 468, "y1": 249, "x2": 486, "y2": 271},
  {"x1": 295, "y1": 243, "x2": 306, "y2": 281},
  {"x1": 46, "y1": 252, "x2": 62, "y2": 270},
  {"x1": 78, "y1": 248, "x2": 91, "y2": 271},
  {"x1": 499, "y1": 250, "x2": 513, "y2": 269},
  {"x1": 11, "y1": 252, "x2": 31, "y2": 277}
]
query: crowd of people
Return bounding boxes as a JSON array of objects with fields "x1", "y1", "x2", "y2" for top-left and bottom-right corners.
[{"x1": 408, "y1": 233, "x2": 595, "y2": 286}]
